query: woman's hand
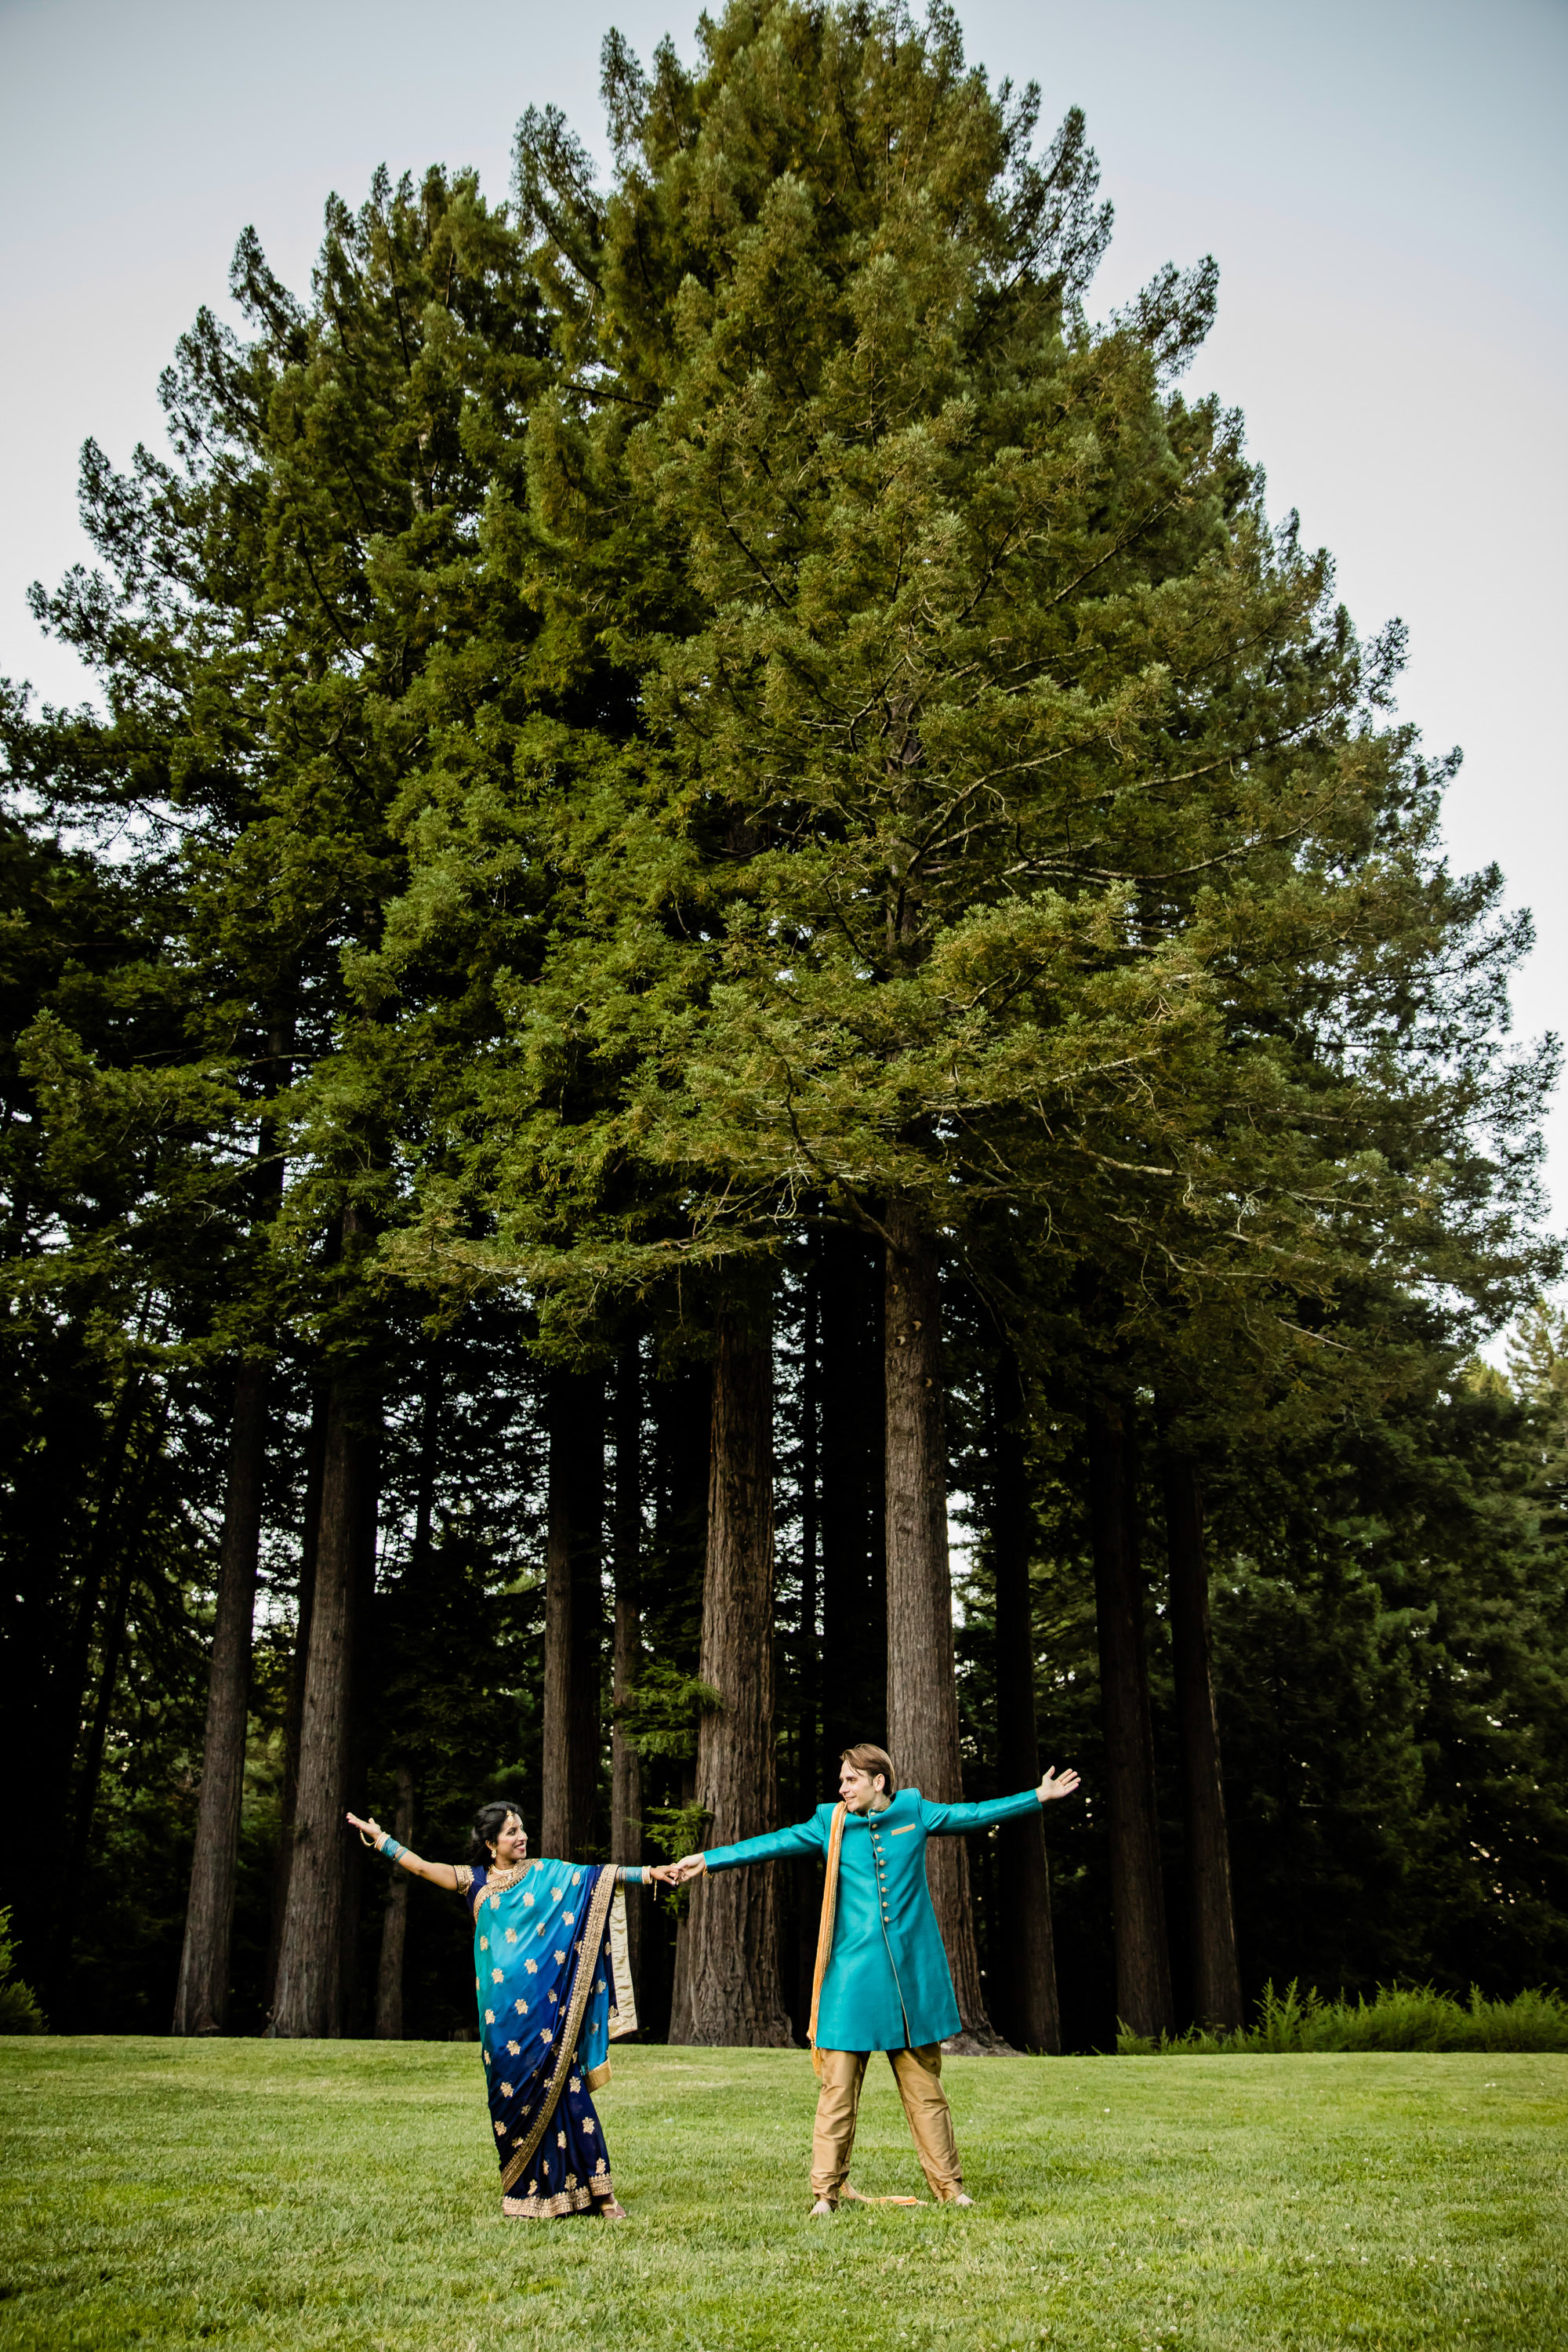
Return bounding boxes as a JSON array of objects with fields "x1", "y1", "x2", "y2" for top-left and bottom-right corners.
[
  {"x1": 1036, "y1": 1768, "x2": 1081, "y2": 1804},
  {"x1": 647, "y1": 1861, "x2": 681, "y2": 1886},
  {"x1": 345, "y1": 1810, "x2": 456, "y2": 1892}
]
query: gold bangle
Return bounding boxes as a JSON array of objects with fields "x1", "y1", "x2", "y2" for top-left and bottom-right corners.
[{"x1": 358, "y1": 1829, "x2": 379, "y2": 1849}]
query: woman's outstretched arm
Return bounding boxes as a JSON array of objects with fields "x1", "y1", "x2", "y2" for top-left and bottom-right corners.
[{"x1": 346, "y1": 1811, "x2": 459, "y2": 1892}]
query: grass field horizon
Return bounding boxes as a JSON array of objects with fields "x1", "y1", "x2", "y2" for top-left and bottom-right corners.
[{"x1": 2, "y1": 2039, "x2": 1563, "y2": 2350}]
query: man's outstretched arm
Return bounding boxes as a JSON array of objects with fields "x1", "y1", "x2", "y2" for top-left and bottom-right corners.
[
  {"x1": 672, "y1": 1811, "x2": 828, "y2": 1880},
  {"x1": 920, "y1": 1767, "x2": 1081, "y2": 1837}
]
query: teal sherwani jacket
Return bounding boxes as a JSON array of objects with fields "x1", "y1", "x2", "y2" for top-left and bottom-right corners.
[{"x1": 705, "y1": 1784, "x2": 1044, "y2": 2051}]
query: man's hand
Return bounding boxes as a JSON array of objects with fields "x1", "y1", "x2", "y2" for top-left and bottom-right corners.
[
  {"x1": 1036, "y1": 1767, "x2": 1080, "y2": 1803},
  {"x1": 670, "y1": 1853, "x2": 708, "y2": 1883}
]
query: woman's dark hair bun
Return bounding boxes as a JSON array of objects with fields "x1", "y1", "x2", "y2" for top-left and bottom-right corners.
[{"x1": 468, "y1": 1798, "x2": 525, "y2": 1867}]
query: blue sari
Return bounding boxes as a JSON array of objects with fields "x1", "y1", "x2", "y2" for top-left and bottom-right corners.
[{"x1": 459, "y1": 1856, "x2": 637, "y2": 2217}]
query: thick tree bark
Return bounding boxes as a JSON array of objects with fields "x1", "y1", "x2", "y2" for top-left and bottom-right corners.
[
  {"x1": 884, "y1": 1199, "x2": 1000, "y2": 2049},
  {"x1": 794, "y1": 1242, "x2": 824, "y2": 2031},
  {"x1": 639, "y1": 1366, "x2": 709, "y2": 2044},
  {"x1": 172, "y1": 1358, "x2": 270, "y2": 2034},
  {"x1": 611, "y1": 1341, "x2": 644, "y2": 1994},
  {"x1": 540, "y1": 1369, "x2": 605, "y2": 1860},
  {"x1": 666, "y1": 1893, "x2": 695, "y2": 2045},
  {"x1": 1087, "y1": 1396, "x2": 1174, "y2": 2041},
  {"x1": 798, "y1": 1247, "x2": 822, "y2": 1811},
  {"x1": 176, "y1": 1022, "x2": 292, "y2": 2035},
  {"x1": 374, "y1": 1765, "x2": 415, "y2": 2038},
  {"x1": 410, "y1": 1354, "x2": 441, "y2": 1575},
  {"x1": 51, "y1": 1372, "x2": 142, "y2": 1798},
  {"x1": 340, "y1": 1426, "x2": 382, "y2": 2035},
  {"x1": 62, "y1": 1402, "x2": 169, "y2": 1902},
  {"x1": 989, "y1": 1345, "x2": 1062, "y2": 2053},
  {"x1": 678, "y1": 1305, "x2": 793, "y2": 2046},
  {"x1": 270, "y1": 1372, "x2": 378, "y2": 2037},
  {"x1": 265, "y1": 1381, "x2": 328, "y2": 2020},
  {"x1": 1163, "y1": 1453, "x2": 1243, "y2": 2031},
  {"x1": 820, "y1": 1229, "x2": 886, "y2": 1770}
]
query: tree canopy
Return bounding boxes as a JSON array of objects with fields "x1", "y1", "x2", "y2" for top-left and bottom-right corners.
[{"x1": 2, "y1": 1, "x2": 1563, "y2": 2048}]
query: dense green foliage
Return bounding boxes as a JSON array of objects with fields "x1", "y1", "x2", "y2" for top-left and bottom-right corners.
[
  {"x1": 2, "y1": 2, "x2": 1565, "y2": 2047},
  {"x1": 1118, "y1": 1980, "x2": 1568, "y2": 2056},
  {"x1": 0, "y1": 1907, "x2": 45, "y2": 2034}
]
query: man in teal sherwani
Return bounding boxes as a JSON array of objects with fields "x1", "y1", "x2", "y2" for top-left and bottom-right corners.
[{"x1": 675, "y1": 1742, "x2": 1080, "y2": 2211}]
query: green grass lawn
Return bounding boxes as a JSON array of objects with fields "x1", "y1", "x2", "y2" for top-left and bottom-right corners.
[{"x1": 1, "y1": 2039, "x2": 1563, "y2": 2351}]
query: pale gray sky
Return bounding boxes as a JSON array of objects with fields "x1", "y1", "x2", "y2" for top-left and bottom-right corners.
[{"x1": 3, "y1": 0, "x2": 1565, "y2": 1254}]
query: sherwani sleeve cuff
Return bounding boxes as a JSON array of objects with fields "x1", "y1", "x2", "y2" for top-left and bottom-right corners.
[
  {"x1": 703, "y1": 1816, "x2": 827, "y2": 1871},
  {"x1": 917, "y1": 1787, "x2": 1043, "y2": 1835}
]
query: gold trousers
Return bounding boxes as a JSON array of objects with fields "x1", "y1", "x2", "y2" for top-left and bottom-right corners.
[{"x1": 810, "y1": 2044, "x2": 964, "y2": 2201}]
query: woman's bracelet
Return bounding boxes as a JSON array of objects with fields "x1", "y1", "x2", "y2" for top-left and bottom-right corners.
[{"x1": 379, "y1": 1835, "x2": 408, "y2": 1862}]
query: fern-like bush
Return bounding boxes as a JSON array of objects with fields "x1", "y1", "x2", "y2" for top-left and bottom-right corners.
[
  {"x1": 1116, "y1": 1980, "x2": 1568, "y2": 2056},
  {"x1": 0, "y1": 1907, "x2": 45, "y2": 2034}
]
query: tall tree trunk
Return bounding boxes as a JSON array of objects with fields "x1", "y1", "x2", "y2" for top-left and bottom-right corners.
[
  {"x1": 62, "y1": 1401, "x2": 169, "y2": 1897},
  {"x1": 798, "y1": 1243, "x2": 822, "y2": 1812},
  {"x1": 989, "y1": 1345, "x2": 1062, "y2": 2053},
  {"x1": 172, "y1": 1357, "x2": 270, "y2": 2034},
  {"x1": 820, "y1": 1230, "x2": 885, "y2": 1771},
  {"x1": 374, "y1": 1765, "x2": 415, "y2": 2038},
  {"x1": 270, "y1": 1370, "x2": 378, "y2": 2037},
  {"x1": 42, "y1": 1367, "x2": 147, "y2": 1994},
  {"x1": 411, "y1": 1352, "x2": 441, "y2": 1575},
  {"x1": 51, "y1": 1370, "x2": 143, "y2": 1794},
  {"x1": 5, "y1": 1325, "x2": 117, "y2": 2000},
  {"x1": 540, "y1": 1370, "x2": 605, "y2": 1860},
  {"x1": 175, "y1": 1021, "x2": 292, "y2": 2036},
  {"x1": 611, "y1": 1341, "x2": 644, "y2": 1994},
  {"x1": 266, "y1": 1381, "x2": 328, "y2": 2021},
  {"x1": 641, "y1": 1365, "x2": 708, "y2": 2044},
  {"x1": 1163, "y1": 1453, "x2": 1243, "y2": 2031},
  {"x1": 340, "y1": 1427, "x2": 382, "y2": 2035},
  {"x1": 1086, "y1": 1396, "x2": 1174, "y2": 2041},
  {"x1": 667, "y1": 1881, "x2": 695, "y2": 2045},
  {"x1": 678, "y1": 1304, "x2": 793, "y2": 2046},
  {"x1": 794, "y1": 1240, "x2": 823, "y2": 2031},
  {"x1": 883, "y1": 1199, "x2": 999, "y2": 2049}
]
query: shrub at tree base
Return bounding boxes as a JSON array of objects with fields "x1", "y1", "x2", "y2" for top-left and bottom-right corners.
[
  {"x1": 1119, "y1": 1980, "x2": 1568, "y2": 2055},
  {"x1": 0, "y1": 1907, "x2": 45, "y2": 2034}
]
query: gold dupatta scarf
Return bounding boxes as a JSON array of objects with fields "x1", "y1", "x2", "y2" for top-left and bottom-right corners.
[{"x1": 808, "y1": 1800, "x2": 848, "y2": 2076}]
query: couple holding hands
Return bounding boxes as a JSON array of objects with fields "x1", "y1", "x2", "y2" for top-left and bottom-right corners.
[{"x1": 349, "y1": 1742, "x2": 1080, "y2": 2220}]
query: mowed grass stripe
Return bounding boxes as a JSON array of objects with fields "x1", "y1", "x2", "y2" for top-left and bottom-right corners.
[{"x1": 1, "y1": 2041, "x2": 1562, "y2": 2350}]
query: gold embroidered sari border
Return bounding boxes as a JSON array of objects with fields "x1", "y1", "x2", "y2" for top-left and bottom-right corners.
[{"x1": 499, "y1": 1866, "x2": 617, "y2": 2194}]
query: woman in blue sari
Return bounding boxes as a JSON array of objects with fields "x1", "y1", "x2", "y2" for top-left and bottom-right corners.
[{"x1": 347, "y1": 1801, "x2": 672, "y2": 2219}]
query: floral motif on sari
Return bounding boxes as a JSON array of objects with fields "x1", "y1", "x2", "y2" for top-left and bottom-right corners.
[{"x1": 464, "y1": 1857, "x2": 624, "y2": 2195}]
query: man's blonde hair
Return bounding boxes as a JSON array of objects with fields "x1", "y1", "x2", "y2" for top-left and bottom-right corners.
[{"x1": 840, "y1": 1742, "x2": 897, "y2": 1795}]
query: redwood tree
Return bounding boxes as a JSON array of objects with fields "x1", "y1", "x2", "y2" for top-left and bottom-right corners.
[
  {"x1": 988, "y1": 1343, "x2": 1062, "y2": 2053},
  {"x1": 270, "y1": 1367, "x2": 379, "y2": 2035},
  {"x1": 1162, "y1": 1451, "x2": 1243, "y2": 2030},
  {"x1": 540, "y1": 1368, "x2": 606, "y2": 1860},
  {"x1": 1086, "y1": 1395, "x2": 1174, "y2": 2041},
  {"x1": 612, "y1": 1339, "x2": 644, "y2": 1985},
  {"x1": 677, "y1": 1301, "x2": 793, "y2": 2046},
  {"x1": 171, "y1": 1356, "x2": 270, "y2": 2034},
  {"x1": 884, "y1": 1202, "x2": 998, "y2": 2045}
]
